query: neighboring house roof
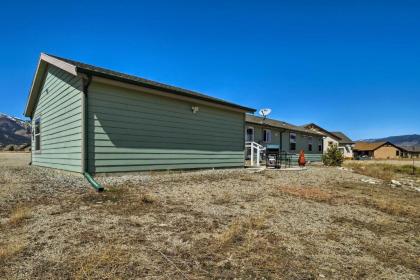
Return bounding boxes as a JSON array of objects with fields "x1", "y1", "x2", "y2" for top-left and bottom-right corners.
[
  {"x1": 399, "y1": 145, "x2": 420, "y2": 153},
  {"x1": 331, "y1": 131, "x2": 354, "y2": 144},
  {"x1": 302, "y1": 123, "x2": 341, "y2": 140},
  {"x1": 353, "y1": 141, "x2": 403, "y2": 152},
  {"x1": 246, "y1": 115, "x2": 325, "y2": 136},
  {"x1": 24, "y1": 53, "x2": 255, "y2": 117}
]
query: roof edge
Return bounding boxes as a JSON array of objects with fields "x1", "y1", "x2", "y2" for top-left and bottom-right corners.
[{"x1": 24, "y1": 53, "x2": 78, "y2": 117}]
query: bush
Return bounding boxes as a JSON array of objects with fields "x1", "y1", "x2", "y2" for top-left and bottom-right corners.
[{"x1": 322, "y1": 144, "x2": 344, "y2": 166}]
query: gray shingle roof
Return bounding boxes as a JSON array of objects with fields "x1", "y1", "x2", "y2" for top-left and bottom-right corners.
[
  {"x1": 246, "y1": 115, "x2": 325, "y2": 136},
  {"x1": 331, "y1": 131, "x2": 354, "y2": 144},
  {"x1": 46, "y1": 54, "x2": 255, "y2": 112}
]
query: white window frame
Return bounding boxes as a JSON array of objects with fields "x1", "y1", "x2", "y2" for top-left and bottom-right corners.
[
  {"x1": 245, "y1": 126, "x2": 254, "y2": 142},
  {"x1": 34, "y1": 117, "x2": 41, "y2": 152},
  {"x1": 263, "y1": 129, "x2": 272, "y2": 143}
]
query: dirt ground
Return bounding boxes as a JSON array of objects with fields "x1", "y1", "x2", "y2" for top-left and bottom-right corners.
[{"x1": 0, "y1": 153, "x2": 419, "y2": 279}]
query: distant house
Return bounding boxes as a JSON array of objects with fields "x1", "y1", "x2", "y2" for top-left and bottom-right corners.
[
  {"x1": 245, "y1": 115, "x2": 325, "y2": 163},
  {"x1": 24, "y1": 53, "x2": 255, "y2": 173},
  {"x1": 303, "y1": 123, "x2": 354, "y2": 158},
  {"x1": 330, "y1": 131, "x2": 355, "y2": 158},
  {"x1": 399, "y1": 146, "x2": 420, "y2": 158},
  {"x1": 353, "y1": 142, "x2": 404, "y2": 159}
]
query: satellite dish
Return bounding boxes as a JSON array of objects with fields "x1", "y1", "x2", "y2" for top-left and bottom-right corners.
[{"x1": 259, "y1": 108, "x2": 272, "y2": 118}]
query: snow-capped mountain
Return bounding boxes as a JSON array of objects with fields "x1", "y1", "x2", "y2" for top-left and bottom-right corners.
[{"x1": 0, "y1": 113, "x2": 31, "y2": 146}]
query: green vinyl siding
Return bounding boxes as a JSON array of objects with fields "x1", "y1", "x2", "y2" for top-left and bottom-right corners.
[
  {"x1": 87, "y1": 81, "x2": 245, "y2": 173},
  {"x1": 31, "y1": 65, "x2": 83, "y2": 172}
]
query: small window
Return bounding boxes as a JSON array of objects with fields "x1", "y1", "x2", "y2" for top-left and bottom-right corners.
[
  {"x1": 318, "y1": 144, "x2": 322, "y2": 152},
  {"x1": 34, "y1": 117, "x2": 41, "y2": 151},
  {"x1": 290, "y1": 133, "x2": 296, "y2": 151},
  {"x1": 245, "y1": 127, "x2": 254, "y2": 142},
  {"x1": 263, "y1": 129, "x2": 272, "y2": 143},
  {"x1": 308, "y1": 136, "x2": 313, "y2": 151},
  {"x1": 396, "y1": 150, "x2": 400, "y2": 156}
]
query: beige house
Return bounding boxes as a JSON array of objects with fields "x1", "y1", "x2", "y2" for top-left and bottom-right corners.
[
  {"x1": 303, "y1": 123, "x2": 354, "y2": 158},
  {"x1": 353, "y1": 142, "x2": 404, "y2": 159}
]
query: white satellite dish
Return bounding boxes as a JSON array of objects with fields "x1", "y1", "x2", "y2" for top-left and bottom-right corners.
[{"x1": 259, "y1": 108, "x2": 272, "y2": 118}]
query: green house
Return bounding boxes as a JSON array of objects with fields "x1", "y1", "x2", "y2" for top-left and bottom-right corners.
[
  {"x1": 245, "y1": 115, "x2": 325, "y2": 163},
  {"x1": 24, "y1": 53, "x2": 255, "y2": 174}
]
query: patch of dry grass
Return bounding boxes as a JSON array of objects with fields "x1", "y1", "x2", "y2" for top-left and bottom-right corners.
[
  {"x1": 212, "y1": 192, "x2": 233, "y2": 205},
  {"x1": 8, "y1": 205, "x2": 31, "y2": 225},
  {"x1": 345, "y1": 162, "x2": 420, "y2": 181},
  {"x1": 72, "y1": 246, "x2": 132, "y2": 280},
  {"x1": 279, "y1": 186, "x2": 335, "y2": 203},
  {"x1": 0, "y1": 242, "x2": 26, "y2": 263},
  {"x1": 215, "y1": 216, "x2": 268, "y2": 248}
]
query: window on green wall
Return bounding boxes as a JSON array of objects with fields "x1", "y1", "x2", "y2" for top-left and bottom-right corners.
[
  {"x1": 290, "y1": 133, "x2": 296, "y2": 151},
  {"x1": 34, "y1": 117, "x2": 41, "y2": 151},
  {"x1": 263, "y1": 129, "x2": 272, "y2": 143},
  {"x1": 308, "y1": 136, "x2": 313, "y2": 151}
]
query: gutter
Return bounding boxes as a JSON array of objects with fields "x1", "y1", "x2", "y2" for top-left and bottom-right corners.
[{"x1": 81, "y1": 74, "x2": 104, "y2": 192}]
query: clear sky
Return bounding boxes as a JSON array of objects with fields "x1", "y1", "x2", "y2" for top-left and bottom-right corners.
[{"x1": 1, "y1": 0, "x2": 419, "y2": 140}]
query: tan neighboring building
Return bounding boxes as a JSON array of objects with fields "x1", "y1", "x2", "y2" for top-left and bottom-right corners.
[{"x1": 353, "y1": 142, "x2": 404, "y2": 159}]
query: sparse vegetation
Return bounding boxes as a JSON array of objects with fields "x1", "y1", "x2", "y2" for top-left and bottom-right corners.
[
  {"x1": 0, "y1": 154, "x2": 419, "y2": 279},
  {"x1": 322, "y1": 144, "x2": 344, "y2": 166},
  {"x1": 345, "y1": 162, "x2": 420, "y2": 181},
  {"x1": 8, "y1": 205, "x2": 31, "y2": 225},
  {"x1": 0, "y1": 242, "x2": 26, "y2": 263}
]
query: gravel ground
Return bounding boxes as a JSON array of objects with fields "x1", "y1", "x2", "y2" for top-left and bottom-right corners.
[{"x1": 0, "y1": 153, "x2": 419, "y2": 279}]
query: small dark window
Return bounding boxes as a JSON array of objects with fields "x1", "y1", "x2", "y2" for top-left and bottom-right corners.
[
  {"x1": 308, "y1": 144, "x2": 313, "y2": 151},
  {"x1": 318, "y1": 144, "x2": 322, "y2": 152},
  {"x1": 263, "y1": 129, "x2": 272, "y2": 143},
  {"x1": 34, "y1": 118, "x2": 41, "y2": 151},
  {"x1": 396, "y1": 150, "x2": 400, "y2": 156},
  {"x1": 290, "y1": 133, "x2": 297, "y2": 151}
]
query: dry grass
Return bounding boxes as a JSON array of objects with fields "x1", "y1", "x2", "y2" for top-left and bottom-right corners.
[
  {"x1": 212, "y1": 192, "x2": 233, "y2": 205},
  {"x1": 1, "y1": 154, "x2": 419, "y2": 279},
  {"x1": 0, "y1": 242, "x2": 26, "y2": 263},
  {"x1": 215, "y1": 216, "x2": 267, "y2": 248},
  {"x1": 8, "y1": 205, "x2": 31, "y2": 225},
  {"x1": 72, "y1": 246, "x2": 130, "y2": 280},
  {"x1": 279, "y1": 186, "x2": 335, "y2": 203},
  {"x1": 345, "y1": 162, "x2": 420, "y2": 181}
]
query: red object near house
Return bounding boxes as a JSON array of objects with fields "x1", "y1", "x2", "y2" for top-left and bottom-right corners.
[{"x1": 298, "y1": 150, "x2": 306, "y2": 166}]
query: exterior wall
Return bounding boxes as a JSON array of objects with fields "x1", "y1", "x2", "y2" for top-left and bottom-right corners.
[
  {"x1": 324, "y1": 136, "x2": 339, "y2": 153},
  {"x1": 87, "y1": 81, "x2": 245, "y2": 173},
  {"x1": 373, "y1": 145, "x2": 402, "y2": 159},
  {"x1": 31, "y1": 65, "x2": 83, "y2": 172},
  {"x1": 338, "y1": 144, "x2": 354, "y2": 159}
]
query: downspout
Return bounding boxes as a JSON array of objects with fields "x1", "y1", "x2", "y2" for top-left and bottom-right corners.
[{"x1": 81, "y1": 75, "x2": 104, "y2": 192}]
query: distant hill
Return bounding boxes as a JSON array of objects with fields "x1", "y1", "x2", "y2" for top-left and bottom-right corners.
[
  {"x1": 360, "y1": 134, "x2": 420, "y2": 147},
  {"x1": 0, "y1": 113, "x2": 31, "y2": 147}
]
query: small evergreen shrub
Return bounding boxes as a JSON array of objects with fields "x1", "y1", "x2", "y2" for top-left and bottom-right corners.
[{"x1": 322, "y1": 144, "x2": 344, "y2": 166}]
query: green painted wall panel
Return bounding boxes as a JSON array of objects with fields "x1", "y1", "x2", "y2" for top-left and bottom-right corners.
[
  {"x1": 88, "y1": 81, "x2": 245, "y2": 173},
  {"x1": 32, "y1": 65, "x2": 83, "y2": 173}
]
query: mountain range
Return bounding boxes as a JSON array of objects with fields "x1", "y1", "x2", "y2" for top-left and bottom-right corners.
[
  {"x1": 359, "y1": 134, "x2": 420, "y2": 147},
  {"x1": 0, "y1": 113, "x2": 31, "y2": 147}
]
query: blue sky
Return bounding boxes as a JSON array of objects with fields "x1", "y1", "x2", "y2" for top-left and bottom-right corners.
[{"x1": 1, "y1": 0, "x2": 419, "y2": 140}]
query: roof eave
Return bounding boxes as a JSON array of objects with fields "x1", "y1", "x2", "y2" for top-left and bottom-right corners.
[{"x1": 24, "y1": 53, "x2": 78, "y2": 117}]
